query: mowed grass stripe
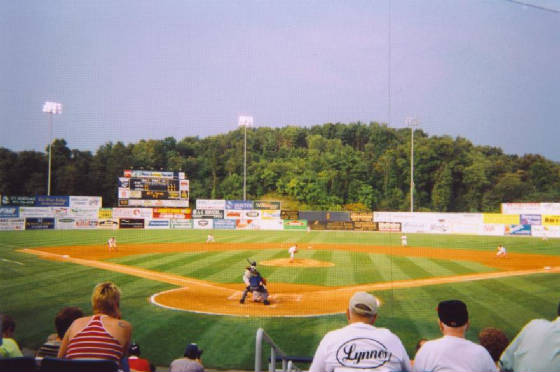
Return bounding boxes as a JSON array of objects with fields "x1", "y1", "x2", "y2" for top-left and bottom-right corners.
[{"x1": 325, "y1": 250, "x2": 355, "y2": 286}]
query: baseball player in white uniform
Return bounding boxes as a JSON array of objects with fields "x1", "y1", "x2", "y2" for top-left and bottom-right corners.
[
  {"x1": 288, "y1": 244, "x2": 298, "y2": 262},
  {"x1": 401, "y1": 234, "x2": 408, "y2": 247},
  {"x1": 107, "y1": 237, "x2": 117, "y2": 252},
  {"x1": 496, "y1": 244, "x2": 507, "y2": 258},
  {"x1": 206, "y1": 234, "x2": 215, "y2": 243}
]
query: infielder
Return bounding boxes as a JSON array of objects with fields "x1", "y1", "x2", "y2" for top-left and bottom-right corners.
[
  {"x1": 288, "y1": 244, "x2": 298, "y2": 263},
  {"x1": 107, "y1": 237, "x2": 117, "y2": 252},
  {"x1": 496, "y1": 244, "x2": 507, "y2": 258},
  {"x1": 206, "y1": 234, "x2": 215, "y2": 243}
]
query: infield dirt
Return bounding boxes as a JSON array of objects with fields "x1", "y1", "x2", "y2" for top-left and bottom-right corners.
[{"x1": 21, "y1": 243, "x2": 560, "y2": 317}]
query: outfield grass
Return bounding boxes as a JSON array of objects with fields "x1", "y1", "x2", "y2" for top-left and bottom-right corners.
[{"x1": 1, "y1": 229, "x2": 559, "y2": 370}]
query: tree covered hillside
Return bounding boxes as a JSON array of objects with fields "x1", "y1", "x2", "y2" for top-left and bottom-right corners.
[{"x1": 2, "y1": 122, "x2": 559, "y2": 211}]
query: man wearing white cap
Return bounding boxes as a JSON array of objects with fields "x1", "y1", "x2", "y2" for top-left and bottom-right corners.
[{"x1": 309, "y1": 291, "x2": 411, "y2": 372}]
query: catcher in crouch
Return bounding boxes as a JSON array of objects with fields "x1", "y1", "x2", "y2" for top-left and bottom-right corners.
[{"x1": 240, "y1": 262, "x2": 270, "y2": 305}]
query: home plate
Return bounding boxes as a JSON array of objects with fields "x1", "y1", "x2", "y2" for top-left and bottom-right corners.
[
  {"x1": 544, "y1": 266, "x2": 551, "y2": 270},
  {"x1": 63, "y1": 255, "x2": 70, "y2": 258}
]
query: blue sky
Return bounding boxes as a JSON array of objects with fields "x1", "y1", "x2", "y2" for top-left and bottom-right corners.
[{"x1": 1, "y1": 0, "x2": 559, "y2": 160}]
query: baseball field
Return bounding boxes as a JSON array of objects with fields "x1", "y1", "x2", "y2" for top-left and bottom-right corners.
[{"x1": 1, "y1": 229, "x2": 559, "y2": 370}]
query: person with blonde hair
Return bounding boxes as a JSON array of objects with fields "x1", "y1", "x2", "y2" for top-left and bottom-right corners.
[{"x1": 58, "y1": 282, "x2": 132, "y2": 368}]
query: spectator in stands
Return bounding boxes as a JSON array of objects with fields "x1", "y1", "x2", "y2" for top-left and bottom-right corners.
[
  {"x1": 36, "y1": 306, "x2": 84, "y2": 359},
  {"x1": 478, "y1": 327, "x2": 509, "y2": 365},
  {"x1": 0, "y1": 315, "x2": 23, "y2": 358},
  {"x1": 413, "y1": 299, "x2": 496, "y2": 372},
  {"x1": 309, "y1": 291, "x2": 411, "y2": 372},
  {"x1": 499, "y1": 300, "x2": 560, "y2": 372},
  {"x1": 170, "y1": 343, "x2": 204, "y2": 372},
  {"x1": 58, "y1": 281, "x2": 132, "y2": 369},
  {"x1": 128, "y1": 343, "x2": 153, "y2": 372}
]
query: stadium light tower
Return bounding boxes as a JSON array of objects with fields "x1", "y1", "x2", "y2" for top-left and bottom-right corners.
[
  {"x1": 42, "y1": 101, "x2": 63, "y2": 196},
  {"x1": 405, "y1": 117, "x2": 419, "y2": 212},
  {"x1": 238, "y1": 115, "x2": 254, "y2": 200}
]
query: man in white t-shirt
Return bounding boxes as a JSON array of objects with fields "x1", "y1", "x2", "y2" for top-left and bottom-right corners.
[
  {"x1": 309, "y1": 291, "x2": 411, "y2": 372},
  {"x1": 413, "y1": 299, "x2": 497, "y2": 372},
  {"x1": 288, "y1": 244, "x2": 298, "y2": 262}
]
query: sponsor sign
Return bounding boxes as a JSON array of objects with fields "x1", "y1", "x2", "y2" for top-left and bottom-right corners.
[
  {"x1": 450, "y1": 223, "x2": 482, "y2": 235},
  {"x1": 98, "y1": 208, "x2": 113, "y2": 219},
  {"x1": 254, "y1": 201, "x2": 281, "y2": 210},
  {"x1": 0, "y1": 207, "x2": 19, "y2": 218},
  {"x1": 520, "y1": 214, "x2": 542, "y2": 225},
  {"x1": 0, "y1": 218, "x2": 25, "y2": 230},
  {"x1": 235, "y1": 219, "x2": 256, "y2": 230},
  {"x1": 532, "y1": 225, "x2": 560, "y2": 238},
  {"x1": 280, "y1": 210, "x2": 299, "y2": 220},
  {"x1": 505, "y1": 224, "x2": 531, "y2": 236},
  {"x1": 353, "y1": 221, "x2": 378, "y2": 231},
  {"x1": 146, "y1": 219, "x2": 170, "y2": 229},
  {"x1": 112, "y1": 208, "x2": 153, "y2": 219},
  {"x1": 378, "y1": 222, "x2": 401, "y2": 232},
  {"x1": 481, "y1": 224, "x2": 505, "y2": 236},
  {"x1": 170, "y1": 219, "x2": 193, "y2": 229},
  {"x1": 541, "y1": 203, "x2": 560, "y2": 215},
  {"x1": 260, "y1": 209, "x2": 281, "y2": 219},
  {"x1": 119, "y1": 218, "x2": 144, "y2": 229},
  {"x1": 326, "y1": 212, "x2": 351, "y2": 222},
  {"x1": 180, "y1": 180, "x2": 189, "y2": 191},
  {"x1": 326, "y1": 221, "x2": 354, "y2": 230},
  {"x1": 68, "y1": 208, "x2": 99, "y2": 219},
  {"x1": 25, "y1": 217, "x2": 55, "y2": 230},
  {"x1": 300, "y1": 211, "x2": 327, "y2": 223},
  {"x1": 543, "y1": 215, "x2": 560, "y2": 226},
  {"x1": 118, "y1": 177, "x2": 129, "y2": 188},
  {"x1": 153, "y1": 208, "x2": 191, "y2": 219},
  {"x1": 335, "y1": 338, "x2": 392, "y2": 369},
  {"x1": 483, "y1": 214, "x2": 519, "y2": 225},
  {"x1": 193, "y1": 219, "x2": 213, "y2": 230},
  {"x1": 428, "y1": 223, "x2": 451, "y2": 234},
  {"x1": 224, "y1": 210, "x2": 243, "y2": 219},
  {"x1": 75, "y1": 219, "x2": 98, "y2": 229},
  {"x1": 56, "y1": 218, "x2": 76, "y2": 230},
  {"x1": 119, "y1": 188, "x2": 130, "y2": 199},
  {"x1": 254, "y1": 219, "x2": 284, "y2": 231},
  {"x1": 402, "y1": 222, "x2": 429, "y2": 234},
  {"x1": 350, "y1": 212, "x2": 373, "y2": 222},
  {"x1": 213, "y1": 219, "x2": 236, "y2": 230},
  {"x1": 121, "y1": 199, "x2": 189, "y2": 207},
  {"x1": 19, "y1": 207, "x2": 54, "y2": 218},
  {"x1": 51, "y1": 207, "x2": 69, "y2": 217},
  {"x1": 97, "y1": 219, "x2": 119, "y2": 229},
  {"x1": 35, "y1": 195, "x2": 69, "y2": 207},
  {"x1": 283, "y1": 219, "x2": 308, "y2": 230},
  {"x1": 308, "y1": 221, "x2": 326, "y2": 230},
  {"x1": 1, "y1": 196, "x2": 35, "y2": 206},
  {"x1": 192, "y1": 209, "x2": 224, "y2": 219},
  {"x1": 69, "y1": 196, "x2": 102, "y2": 208},
  {"x1": 124, "y1": 170, "x2": 184, "y2": 179},
  {"x1": 226, "y1": 200, "x2": 254, "y2": 210},
  {"x1": 196, "y1": 199, "x2": 226, "y2": 210},
  {"x1": 501, "y1": 202, "x2": 542, "y2": 214}
]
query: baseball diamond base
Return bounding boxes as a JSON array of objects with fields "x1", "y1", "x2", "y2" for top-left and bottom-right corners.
[{"x1": 21, "y1": 243, "x2": 560, "y2": 317}]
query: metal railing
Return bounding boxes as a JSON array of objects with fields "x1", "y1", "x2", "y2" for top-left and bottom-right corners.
[{"x1": 255, "y1": 328, "x2": 307, "y2": 372}]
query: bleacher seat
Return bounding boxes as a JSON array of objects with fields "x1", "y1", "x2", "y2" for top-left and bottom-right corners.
[
  {"x1": 39, "y1": 357, "x2": 119, "y2": 372},
  {"x1": 0, "y1": 356, "x2": 37, "y2": 372}
]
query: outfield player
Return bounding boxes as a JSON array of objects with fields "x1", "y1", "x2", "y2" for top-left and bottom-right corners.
[
  {"x1": 107, "y1": 237, "x2": 117, "y2": 252},
  {"x1": 288, "y1": 244, "x2": 298, "y2": 262},
  {"x1": 496, "y1": 244, "x2": 507, "y2": 258},
  {"x1": 401, "y1": 234, "x2": 408, "y2": 247}
]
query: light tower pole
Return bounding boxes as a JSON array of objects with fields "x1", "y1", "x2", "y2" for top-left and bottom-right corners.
[
  {"x1": 42, "y1": 101, "x2": 63, "y2": 196},
  {"x1": 238, "y1": 115, "x2": 254, "y2": 200},
  {"x1": 405, "y1": 117, "x2": 419, "y2": 212}
]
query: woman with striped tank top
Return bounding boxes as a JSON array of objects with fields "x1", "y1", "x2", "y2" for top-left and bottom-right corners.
[{"x1": 58, "y1": 282, "x2": 132, "y2": 368}]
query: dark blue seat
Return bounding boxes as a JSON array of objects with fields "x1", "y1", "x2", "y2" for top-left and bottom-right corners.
[
  {"x1": 39, "y1": 358, "x2": 119, "y2": 372},
  {"x1": 0, "y1": 356, "x2": 37, "y2": 371}
]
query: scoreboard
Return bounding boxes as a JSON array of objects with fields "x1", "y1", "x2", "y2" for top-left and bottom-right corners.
[{"x1": 118, "y1": 170, "x2": 189, "y2": 207}]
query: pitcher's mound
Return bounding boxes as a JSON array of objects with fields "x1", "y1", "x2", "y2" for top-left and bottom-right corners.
[{"x1": 260, "y1": 258, "x2": 334, "y2": 267}]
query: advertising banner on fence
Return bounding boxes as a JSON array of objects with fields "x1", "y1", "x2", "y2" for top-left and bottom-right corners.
[
  {"x1": 281, "y1": 210, "x2": 299, "y2": 220},
  {"x1": 260, "y1": 209, "x2": 281, "y2": 219},
  {"x1": 35, "y1": 195, "x2": 69, "y2": 207},
  {"x1": 69, "y1": 196, "x2": 102, "y2": 208},
  {"x1": 520, "y1": 214, "x2": 542, "y2": 225},
  {"x1": 196, "y1": 199, "x2": 226, "y2": 210},
  {"x1": 428, "y1": 222, "x2": 451, "y2": 234},
  {"x1": 99, "y1": 209, "x2": 113, "y2": 219},
  {"x1": 506, "y1": 224, "x2": 531, "y2": 236},
  {"x1": 19, "y1": 207, "x2": 54, "y2": 218},
  {"x1": 326, "y1": 221, "x2": 354, "y2": 230},
  {"x1": 193, "y1": 219, "x2": 213, "y2": 229},
  {"x1": 0, "y1": 218, "x2": 25, "y2": 230},
  {"x1": 308, "y1": 221, "x2": 326, "y2": 230},
  {"x1": 483, "y1": 214, "x2": 519, "y2": 225},
  {"x1": 75, "y1": 219, "x2": 98, "y2": 229},
  {"x1": 350, "y1": 212, "x2": 373, "y2": 222},
  {"x1": 118, "y1": 188, "x2": 130, "y2": 199},
  {"x1": 0, "y1": 207, "x2": 19, "y2": 218},
  {"x1": 353, "y1": 221, "x2": 378, "y2": 231},
  {"x1": 402, "y1": 222, "x2": 429, "y2": 233},
  {"x1": 543, "y1": 215, "x2": 560, "y2": 226},
  {"x1": 326, "y1": 212, "x2": 351, "y2": 222},
  {"x1": 119, "y1": 218, "x2": 144, "y2": 229},
  {"x1": 378, "y1": 222, "x2": 401, "y2": 232},
  {"x1": 235, "y1": 219, "x2": 257, "y2": 230},
  {"x1": 145, "y1": 219, "x2": 171, "y2": 229},
  {"x1": 192, "y1": 209, "x2": 224, "y2": 219},
  {"x1": 97, "y1": 219, "x2": 119, "y2": 229},
  {"x1": 481, "y1": 224, "x2": 505, "y2": 236},
  {"x1": 532, "y1": 225, "x2": 560, "y2": 238},
  {"x1": 51, "y1": 207, "x2": 69, "y2": 218},
  {"x1": 68, "y1": 208, "x2": 99, "y2": 219},
  {"x1": 112, "y1": 208, "x2": 153, "y2": 219},
  {"x1": 450, "y1": 223, "x2": 482, "y2": 235},
  {"x1": 170, "y1": 219, "x2": 193, "y2": 229},
  {"x1": 120, "y1": 199, "x2": 189, "y2": 207},
  {"x1": 254, "y1": 201, "x2": 281, "y2": 210},
  {"x1": 251, "y1": 219, "x2": 284, "y2": 230},
  {"x1": 56, "y1": 218, "x2": 76, "y2": 230},
  {"x1": 502, "y1": 203, "x2": 560, "y2": 215},
  {"x1": 283, "y1": 219, "x2": 308, "y2": 230},
  {"x1": 25, "y1": 217, "x2": 55, "y2": 230},
  {"x1": 153, "y1": 208, "x2": 191, "y2": 219},
  {"x1": 226, "y1": 200, "x2": 254, "y2": 210},
  {"x1": 224, "y1": 210, "x2": 262, "y2": 219},
  {"x1": 299, "y1": 211, "x2": 327, "y2": 222},
  {"x1": 1, "y1": 196, "x2": 35, "y2": 206},
  {"x1": 213, "y1": 219, "x2": 236, "y2": 230}
]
